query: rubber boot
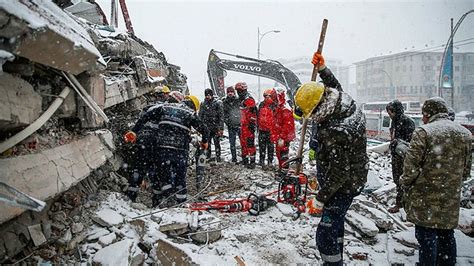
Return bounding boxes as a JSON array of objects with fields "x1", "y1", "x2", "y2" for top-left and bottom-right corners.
[
  {"x1": 247, "y1": 156, "x2": 256, "y2": 169},
  {"x1": 241, "y1": 157, "x2": 249, "y2": 166}
]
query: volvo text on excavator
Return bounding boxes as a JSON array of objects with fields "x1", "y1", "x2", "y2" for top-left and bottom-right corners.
[{"x1": 207, "y1": 49, "x2": 301, "y2": 101}]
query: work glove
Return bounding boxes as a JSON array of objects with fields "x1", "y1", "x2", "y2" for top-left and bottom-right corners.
[
  {"x1": 124, "y1": 131, "x2": 137, "y2": 144},
  {"x1": 307, "y1": 197, "x2": 324, "y2": 216},
  {"x1": 200, "y1": 141, "x2": 208, "y2": 150},
  {"x1": 277, "y1": 139, "x2": 285, "y2": 148},
  {"x1": 308, "y1": 148, "x2": 316, "y2": 161},
  {"x1": 311, "y1": 53, "x2": 326, "y2": 71}
]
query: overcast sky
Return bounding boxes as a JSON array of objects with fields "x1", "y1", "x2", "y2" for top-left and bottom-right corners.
[{"x1": 96, "y1": 0, "x2": 473, "y2": 98}]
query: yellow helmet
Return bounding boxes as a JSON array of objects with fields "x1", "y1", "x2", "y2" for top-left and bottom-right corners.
[
  {"x1": 185, "y1": 95, "x2": 200, "y2": 111},
  {"x1": 294, "y1": 82, "x2": 325, "y2": 118},
  {"x1": 161, "y1": 85, "x2": 171, "y2": 93}
]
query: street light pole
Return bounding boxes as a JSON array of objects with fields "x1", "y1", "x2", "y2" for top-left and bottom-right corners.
[{"x1": 257, "y1": 27, "x2": 280, "y2": 102}]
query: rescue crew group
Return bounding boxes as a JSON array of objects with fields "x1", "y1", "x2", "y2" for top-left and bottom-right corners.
[{"x1": 123, "y1": 53, "x2": 472, "y2": 265}]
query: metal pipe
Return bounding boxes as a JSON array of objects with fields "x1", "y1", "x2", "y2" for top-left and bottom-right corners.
[{"x1": 0, "y1": 87, "x2": 71, "y2": 154}]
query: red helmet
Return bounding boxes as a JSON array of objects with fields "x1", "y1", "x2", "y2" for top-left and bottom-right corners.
[
  {"x1": 235, "y1": 82, "x2": 248, "y2": 92},
  {"x1": 276, "y1": 87, "x2": 286, "y2": 105},
  {"x1": 263, "y1": 88, "x2": 277, "y2": 102}
]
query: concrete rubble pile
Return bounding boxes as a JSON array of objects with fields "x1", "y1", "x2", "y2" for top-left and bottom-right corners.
[{"x1": 0, "y1": 0, "x2": 189, "y2": 262}]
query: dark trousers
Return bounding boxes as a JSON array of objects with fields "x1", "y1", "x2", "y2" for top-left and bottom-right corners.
[
  {"x1": 391, "y1": 153, "x2": 404, "y2": 206},
  {"x1": 156, "y1": 148, "x2": 189, "y2": 204},
  {"x1": 228, "y1": 126, "x2": 240, "y2": 161},
  {"x1": 207, "y1": 129, "x2": 221, "y2": 160},
  {"x1": 127, "y1": 138, "x2": 160, "y2": 201},
  {"x1": 415, "y1": 225, "x2": 456, "y2": 266},
  {"x1": 258, "y1": 130, "x2": 274, "y2": 164},
  {"x1": 316, "y1": 192, "x2": 355, "y2": 265}
]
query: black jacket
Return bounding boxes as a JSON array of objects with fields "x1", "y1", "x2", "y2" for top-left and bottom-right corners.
[
  {"x1": 222, "y1": 95, "x2": 241, "y2": 128},
  {"x1": 199, "y1": 98, "x2": 224, "y2": 131},
  {"x1": 132, "y1": 103, "x2": 209, "y2": 151},
  {"x1": 389, "y1": 101, "x2": 415, "y2": 153}
]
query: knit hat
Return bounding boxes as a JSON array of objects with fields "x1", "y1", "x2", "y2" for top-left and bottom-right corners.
[
  {"x1": 205, "y1": 88, "x2": 214, "y2": 96},
  {"x1": 422, "y1": 97, "x2": 448, "y2": 118},
  {"x1": 226, "y1": 86, "x2": 235, "y2": 93}
]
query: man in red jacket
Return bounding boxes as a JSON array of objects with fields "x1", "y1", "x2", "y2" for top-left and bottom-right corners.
[
  {"x1": 274, "y1": 88, "x2": 295, "y2": 170},
  {"x1": 257, "y1": 88, "x2": 277, "y2": 170},
  {"x1": 235, "y1": 82, "x2": 257, "y2": 169}
]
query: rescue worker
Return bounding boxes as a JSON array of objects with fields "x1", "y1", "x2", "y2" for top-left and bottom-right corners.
[
  {"x1": 385, "y1": 99, "x2": 415, "y2": 213},
  {"x1": 124, "y1": 96, "x2": 208, "y2": 207},
  {"x1": 401, "y1": 97, "x2": 471, "y2": 266},
  {"x1": 257, "y1": 88, "x2": 277, "y2": 170},
  {"x1": 156, "y1": 85, "x2": 171, "y2": 102},
  {"x1": 235, "y1": 82, "x2": 257, "y2": 169},
  {"x1": 274, "y1": 88, "x2": 295, "y2": 170},
  {"x1": 295, "y1": 53, "x2": 368, "y2": 265},
  {"x1": 199, "y1": 88, "x2": 224, "y2": 162},
  {"x1": 222, "y1": 86, "x2": 241, "y2": 163}
]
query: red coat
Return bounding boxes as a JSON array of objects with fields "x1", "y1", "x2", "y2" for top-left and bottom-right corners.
[
  {"x1": 274, "y1": 104, "x2": 295, "y2": 142},
  {"x1": 257, "y1": 100, "x2": 275, "y2": 130},
  {"x1": 240, "y1": 95, "x2": 257, "y2": 133}
]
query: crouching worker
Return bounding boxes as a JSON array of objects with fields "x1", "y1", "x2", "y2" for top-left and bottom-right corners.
[
  {"x1": 124, "y1": 95, "x2": 208, "y2": 207},
  {"x1": 295, "y1": 53, "x2": 368, "y2": 265}
]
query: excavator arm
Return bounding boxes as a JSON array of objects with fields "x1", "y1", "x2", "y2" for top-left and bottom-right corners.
[{"x1": 207, "y1": 49, "x2": 301, "y2": 100}]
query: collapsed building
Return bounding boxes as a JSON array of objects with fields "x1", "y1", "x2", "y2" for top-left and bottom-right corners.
[{"x1": 0, "y1": 0, "x2": 188, "y2": 261}]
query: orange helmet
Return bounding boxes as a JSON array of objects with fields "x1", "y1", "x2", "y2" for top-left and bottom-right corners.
[{"x1": 235, "y1": 82, "x2": 248, "y2": 92}]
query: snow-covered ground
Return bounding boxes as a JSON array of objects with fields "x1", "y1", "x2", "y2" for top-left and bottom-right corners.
[{"x1": 47, "y1": 129, "x2": 474, "y2": 265}]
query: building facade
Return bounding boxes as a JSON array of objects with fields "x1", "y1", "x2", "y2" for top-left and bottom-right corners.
[
  {"x1": 279, "y1": 56, "x2": 351, "y2": 94},
  {"x1": 355, "y1": 51, "x2": 474, "y2": 111}
]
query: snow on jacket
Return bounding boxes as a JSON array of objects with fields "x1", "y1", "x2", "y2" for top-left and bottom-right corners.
[
  {"x1": 401, "y1": 113, "x2": 472, "y2": 229},
  {"x1": 222, "y1": 95, "x2": 241, "y2": 128},
  {"x1": 199, "y1": 98, "x2": 224, "y2": 131},
  {"x1": 132, "y1": 102, "x2": 209, "y2": 151},
  {"x1": 274, "y1": 103, "x2": 295, "y2": 143},
  {"x1": 312, "y1": 70, "x2": 368, "y2": 203},
  {"x1": 239, "y1": 92, "x2": 257, "y2": 132},
  {"x1": 257, "y1": 99, "x2": 275, "y2": 133}
]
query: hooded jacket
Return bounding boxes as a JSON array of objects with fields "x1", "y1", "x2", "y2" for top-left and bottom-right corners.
[
  {"x1": 312, "y1": 87, "x2": 369, "y2": 203},
  {"x1": 199, "y1": 98, "x2": 224, "y2": 132},
  {"x1": 387, "y1": 100, "x2": 415, "y2": 146},
  {"x1": 222, "y1": 95, "x2": 241, "y2": 128},
  {"x1": 401, "y1": 113, "x2": 472, "y2": 229}
]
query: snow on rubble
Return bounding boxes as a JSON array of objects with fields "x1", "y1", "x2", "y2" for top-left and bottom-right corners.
[{"x1": 45, "y1": 136, "x2": 473, "y2": 265}]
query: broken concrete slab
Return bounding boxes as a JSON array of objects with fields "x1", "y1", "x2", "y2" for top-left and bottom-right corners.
[
  {"x1": 27, "y1": 224, "x2": 47, "y2": 246},
  {"x1": 156, "y1": 239, "x2": 194, "y2": 266},
  {"x1": 92, "y1": 208, "x2": 124, "y2": 227},
  {"x1": 67, "y1": 231, "x2": 87, "y2": 251},
  {"x1": 0, "y1": 73, "x2": 42, "y2": 130},
  {"x1": 276, "y1": 203, "x2": 295, "y2": 217},
  {"x1": 392, "y1": 227, "x2": 418, "y2": 249},
  {"x1": 98, "y1": 232, "x2": 116, "y2": 246},
  {"x1": 351, "y1": 201, "x2": 393, "y2": 231},
  {"x1": 345, "y1": 210, "x2": 379, "y2": 238},
  {"x1": 87, "y1": 227, "x2": 110, "y2": 241},
  {"x1": 0, "y1": 1, "x2": 104, "y2": 74},
  {"x1": 190, "y1": 228, "x2": 222, "y2": 244},
  {"x1": 93, "y1": 239, "x2": 133, "y2": 266},
  {"x1": 159, "y1": 222, "x2": 189, "y2": 236},
  {"x1": 0, "y1": 131, "x2": 114, "y2": 224},
  {"x1": 71, "y1": 222, "x2": 84, "y2": 234}
]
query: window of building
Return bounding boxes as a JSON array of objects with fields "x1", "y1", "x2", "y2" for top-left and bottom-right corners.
[
  {"x1": 455, "y1": 66, "x2": 460, "y2": 71},
  {"x1": 410, "y1": 65, "x2": 412, "y2": 72},
  {"x1": 437, "y1": 55, "x2": 441, "y2": 61}
]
